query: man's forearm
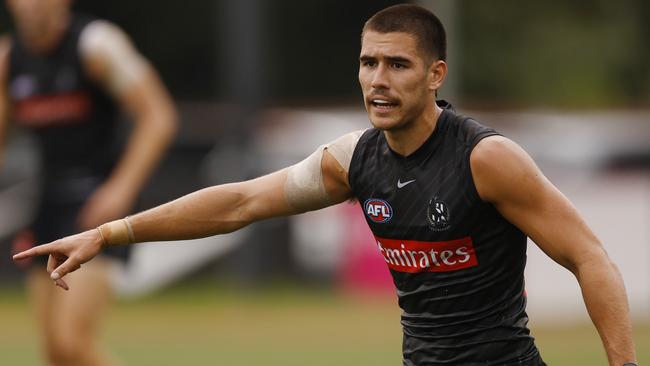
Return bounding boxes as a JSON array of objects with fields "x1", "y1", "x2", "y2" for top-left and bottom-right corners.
[
  {"x1": 115, "y1": 169, "x2": 293, "y2": 245},
  {"x1": 127, "y1": 184, "x2": 250, "y2": 243},
  {"x1": 576, "y1": 254, "x2": 636, "y2": 365}
]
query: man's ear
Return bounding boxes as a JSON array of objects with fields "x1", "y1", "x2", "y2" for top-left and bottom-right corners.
[{"x1": 428, "y1": 60, "x2": 447, "y2": 93}]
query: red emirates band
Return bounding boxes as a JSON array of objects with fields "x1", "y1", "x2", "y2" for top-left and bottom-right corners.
[
  {"x1": 375, "y1": 236, "x2": 478, "y2": 273},
  {"x1": 14, "y1": 91, "x2": 92, "y2": 127}
]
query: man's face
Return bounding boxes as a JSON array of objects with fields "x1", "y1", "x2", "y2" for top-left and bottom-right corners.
[
  {"x1": 6, "y1": 0, "x2": 70, "y2": 40},
  {"x1": 358, "y1": 31, "x2": 434, "y2": 131}
]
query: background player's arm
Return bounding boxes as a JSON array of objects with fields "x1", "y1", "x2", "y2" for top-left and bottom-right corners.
[
  {"x1": 0, "y1": 36, "x2": 11, "y2": 170},
  {"x1": 471, "y1": 136, "x2": 636, "y2": 366},
  {"x1": 77, "y1": 21, "x2": 177, "y2": 230}
]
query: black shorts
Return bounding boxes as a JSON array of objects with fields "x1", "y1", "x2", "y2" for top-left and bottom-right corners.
[
  {"x1": 403, "y1": 354, "x2": 546, "y2": 366},
  {"x1": 27, "y1": 178, "x2": 130, "y2": 267},
  {"x1": 402, "y1": 338, "x2": 546, "y2": 366}
]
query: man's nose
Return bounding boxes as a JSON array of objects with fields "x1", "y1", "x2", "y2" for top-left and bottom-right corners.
[{"x1": 371, "y1": 64, "x2": 390, "y2": 90}]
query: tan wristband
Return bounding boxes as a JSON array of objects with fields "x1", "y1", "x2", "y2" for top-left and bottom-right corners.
[{"x1": 97, "y1": 218, "x2": 135, "y2": 246}]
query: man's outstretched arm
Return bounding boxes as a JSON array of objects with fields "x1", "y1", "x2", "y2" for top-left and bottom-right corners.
[
  {"x1": 115, "y1": 141, "x2": 355, "y2": 243},
  {"x1": 471, "y1": 135, "x2": 637, "y2": 366},
  {"x1": 13, "y1": 139, "x2": 356, "y2": 289}
]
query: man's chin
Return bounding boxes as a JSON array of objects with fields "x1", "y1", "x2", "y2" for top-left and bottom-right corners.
[{"x1": 369, "y1": 116, "x2": 401, "y2": 131}]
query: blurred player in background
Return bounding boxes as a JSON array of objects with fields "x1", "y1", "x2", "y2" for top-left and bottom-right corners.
[
  {"x1": 0, "y1": 0, "x2": 177, "y2": 364},
  {"x1": 12, "y1": 4, "x2": 637, "y2": 366}
]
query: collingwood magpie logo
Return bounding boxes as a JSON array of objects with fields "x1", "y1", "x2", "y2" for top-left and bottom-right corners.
[{"x1": 427, "y1": 197, "x2": 450, "y2": 231}]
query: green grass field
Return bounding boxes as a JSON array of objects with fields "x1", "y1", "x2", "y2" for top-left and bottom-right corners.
[{"x1": 1, "y1": 282, "x2": 647, "y2": 365}]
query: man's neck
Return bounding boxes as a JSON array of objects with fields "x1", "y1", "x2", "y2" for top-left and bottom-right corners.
[
  {"x1": 21, "y1": 12, "x2": 70, "y2": 54},
  {"x1": 384, "y1": 102, "x2": 443, "y2": 157}
]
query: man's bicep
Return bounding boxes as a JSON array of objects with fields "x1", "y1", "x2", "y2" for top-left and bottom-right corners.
[
  {"x1": 472, "y1": 136, "x2": 603, "y2": 271},
  {"x1": 322, "y1": 130, "x2": 363, "y2": 203},
  {"x1": 286, "y1": 131, "x2": 360, "y2": 210},
  {"x1": 322, "y1": 149, "x2": 354, "y2": 203},
  {"x1": 281, "y1": 149, "x2": 349, "y2": 213},
  {"x1": 238, "y1": 129, "x2": 361, "y2": 222}
]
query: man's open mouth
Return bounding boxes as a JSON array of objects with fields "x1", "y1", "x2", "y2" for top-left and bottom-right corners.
[{"x1": 371, "y1": 99, "x2": 398, "y2": 109}]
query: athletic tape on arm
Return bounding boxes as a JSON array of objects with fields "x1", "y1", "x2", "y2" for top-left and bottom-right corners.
[
  {"x1": 284, "y1": 130, "x2": 365, "y2": 211},
  {"x1": 97, "y1": 217, "x2": 135, "y2": 246},
  {"x1": 79, "y1": 20, "x2": 149, "y2": 94}
]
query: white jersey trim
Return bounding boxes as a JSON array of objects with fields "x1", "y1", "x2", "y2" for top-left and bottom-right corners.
[{"x1": 78, "y1": 20, "x2": 149, "y2": 94}]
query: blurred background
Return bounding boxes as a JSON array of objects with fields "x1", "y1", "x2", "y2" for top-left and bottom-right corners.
[{"x1": 1, "y1": 0, "x2": 648, "y2": 364}]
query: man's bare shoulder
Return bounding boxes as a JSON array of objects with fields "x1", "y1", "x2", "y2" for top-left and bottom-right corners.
[
  {"x1": 470, "y1": 135, "x2": 542, "y2": 203},
  {"x1": 473, "y1": 131, "x2": 540, "y2": 162},
  {"x1": 471, "y1": 135, "x2": 523, "y2": 168}
]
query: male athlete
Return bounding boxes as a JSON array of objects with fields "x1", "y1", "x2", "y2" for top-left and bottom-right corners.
[
  {"x1": 1, "y1": 0, "x2": 177, "y2": 364},
  {"x1": 13, "y1": 4, "x2": 637, "y2": 366}
]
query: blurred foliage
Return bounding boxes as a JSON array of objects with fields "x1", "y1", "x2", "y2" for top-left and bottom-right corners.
[
  {"x1": 0, "y1": 0, "x2": 220, "y2": 99},
  {"x1": 263, "y1": 0, "x2": 402, "y2": 103},
  {"x1": 458, "y1": 0, "x2": 650, "y2": 108},
  {"x1": 1, "y1": 0, "x2": 649, "y2": 107},
  {"x1": 74, "y1": 0, "x2": 221, "y2": 99}
]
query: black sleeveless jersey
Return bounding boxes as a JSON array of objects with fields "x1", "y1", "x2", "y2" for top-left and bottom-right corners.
[
  {"x1": 8, "y1": 14, "x2": 119, "y2": 188},
  {"x1": 348, "y1": 101, "x2": 543, "y2": 365}
]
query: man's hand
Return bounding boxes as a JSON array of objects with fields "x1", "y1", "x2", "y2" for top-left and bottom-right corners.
[
  {"x1": 12, "y1": 229, "x2": 105, "y2": 290},
  {"x1": 77, "y1": 181, "x2": 135, "y2": 230}
]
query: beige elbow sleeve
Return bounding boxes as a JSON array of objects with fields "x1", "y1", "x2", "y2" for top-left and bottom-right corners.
[
  {"x1": 284, "y1": 146, "x2": 332, "y2": 211},
  {"x1": 283, "y1": 129, "x2": 365, "y2": 212}
]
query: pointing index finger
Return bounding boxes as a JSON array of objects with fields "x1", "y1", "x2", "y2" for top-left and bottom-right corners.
[{"x1": 12, "y1": 242, "x2": 57, "y2": 261}]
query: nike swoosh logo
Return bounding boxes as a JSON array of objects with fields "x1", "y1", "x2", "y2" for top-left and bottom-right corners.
[{"x1": 397, "y1": 179, "x2": 416, "y2": 189}]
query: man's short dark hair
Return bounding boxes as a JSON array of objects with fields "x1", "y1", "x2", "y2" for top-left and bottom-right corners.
[{"x1": 362, "y1": 4, "x2": 447, "y2": 63}]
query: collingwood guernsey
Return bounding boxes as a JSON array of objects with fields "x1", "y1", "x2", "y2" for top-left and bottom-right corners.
[{"x1": 348, "y1": 101, "x2": 544, "y2": 365}]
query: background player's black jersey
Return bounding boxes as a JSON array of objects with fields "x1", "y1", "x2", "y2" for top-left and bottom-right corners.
[
  {"x1": 8, "y1": 14, "x2": 119, "y2": 191},
  {"x1": 348, "y1": 101, "x2": 544, "y2": 365},
  {"x1": 7, "y1": 14, "x2": 127, "y2": 261}
]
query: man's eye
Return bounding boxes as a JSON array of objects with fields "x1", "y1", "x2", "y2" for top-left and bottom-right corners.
[
  {"x1": 363, "y1": 61, "x2": 376, "y2": 67},
  {"x1": 392, "y1": 63, "x2": 405, "y2": 69}
]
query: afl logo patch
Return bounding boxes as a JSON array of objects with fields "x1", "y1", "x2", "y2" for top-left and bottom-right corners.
[
  {"x1": 364, "y1": 198, "x2": 393, "y2": 223},
  {"x1": 427, "y1": 197, "x2": 450, "y2": 231}
]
